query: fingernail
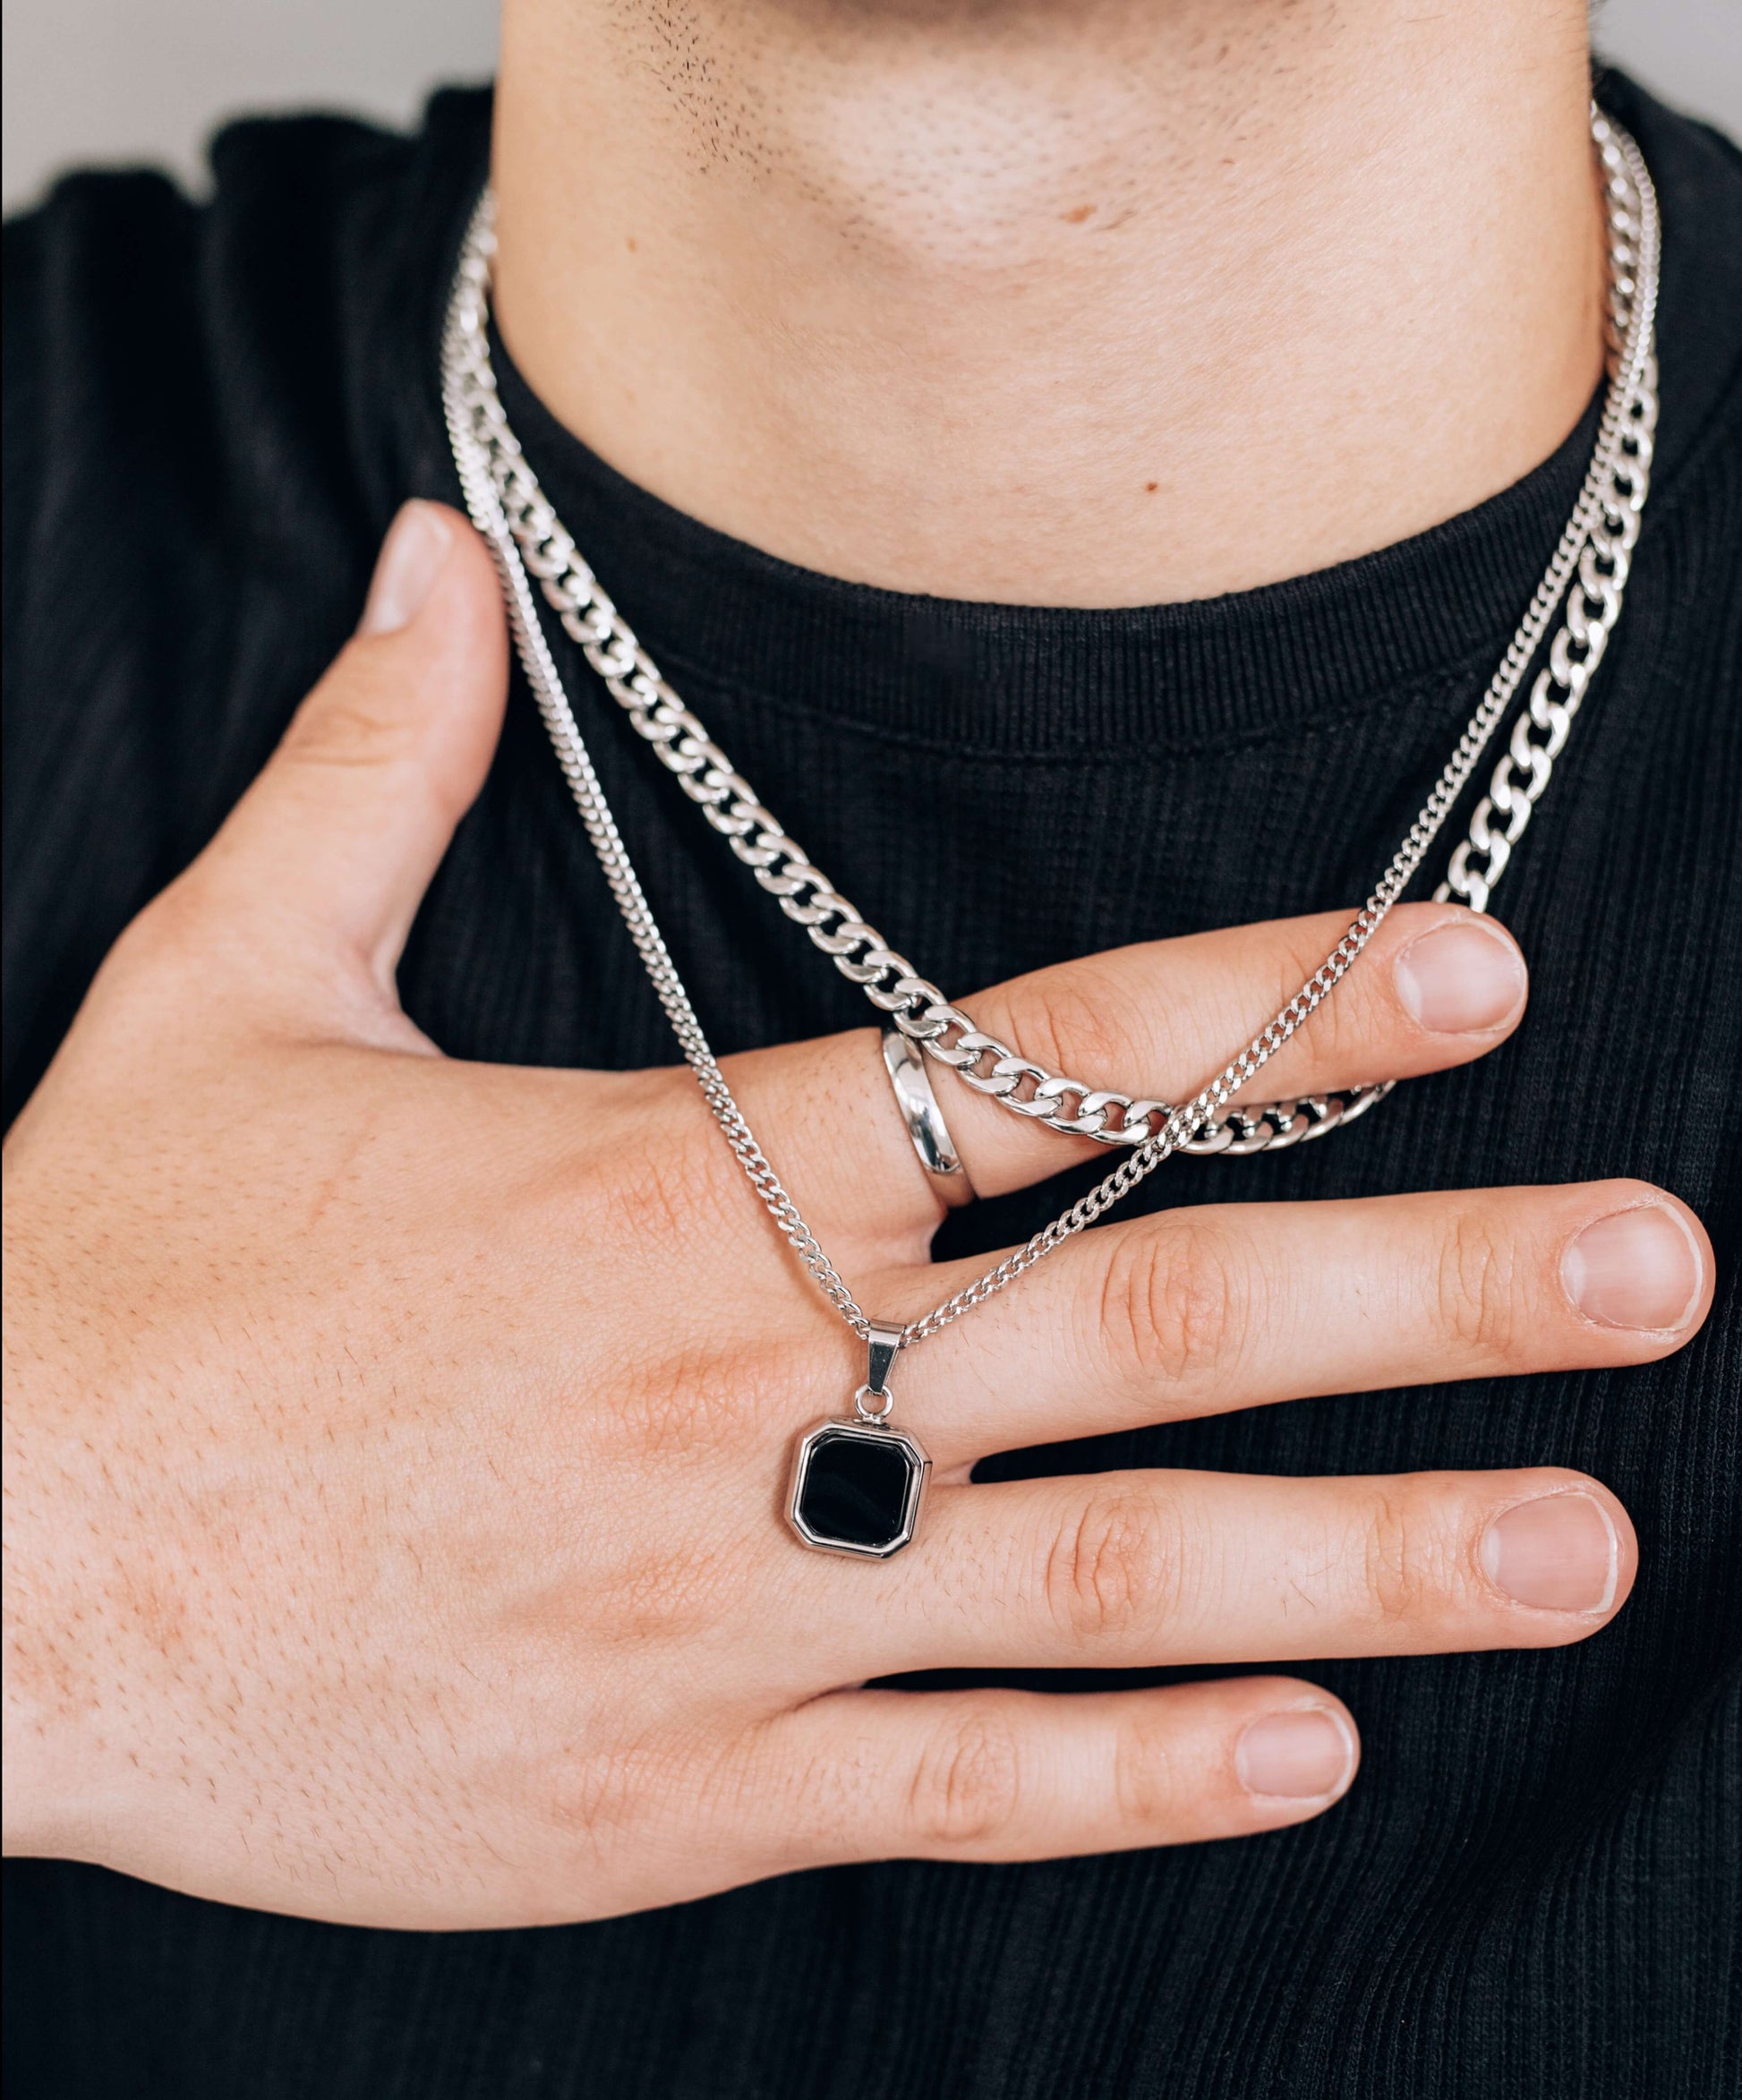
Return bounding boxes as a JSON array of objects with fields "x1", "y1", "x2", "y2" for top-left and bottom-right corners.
[
  {"x1": 1562, "y1": 1205, "x2": 1704, "y2": 1332},
  {"x1": 1394, "y1": 919, "x2": 1527, "y2": 1034},
  {"x1": 1480, "y1": 1491, "x2": 1618, "y2": 1613},
  {"x1": 359, "y1": 501, "x2": 454, "y2": 636},
  {"x1": 1236, "y1": 1708, "x2": 1354, "y2": 1799}
]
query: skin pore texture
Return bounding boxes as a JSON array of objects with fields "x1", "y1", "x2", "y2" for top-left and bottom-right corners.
[
  {"x1": 491, "y1": 0, "x2": 1608, "y2": 604},
  {"x1": 4, "y1": 10, "x2": 1714, "y2": 1933}
]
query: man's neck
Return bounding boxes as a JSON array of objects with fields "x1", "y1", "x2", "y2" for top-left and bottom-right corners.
[{"x1": 491, "y1": 0, "x2": 1605, "y2": 607}]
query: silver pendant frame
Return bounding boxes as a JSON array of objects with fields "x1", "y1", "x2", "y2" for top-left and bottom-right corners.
[{"x1": 785, "y1": 1418, "x2": 932, "y2": 1560}]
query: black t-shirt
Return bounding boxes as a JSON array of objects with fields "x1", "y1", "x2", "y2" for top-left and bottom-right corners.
[{"x1": 4, "y1": 72, "x2": 1739, "y2": 2100}]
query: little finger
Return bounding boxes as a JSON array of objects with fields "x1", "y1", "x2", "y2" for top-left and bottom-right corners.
[{"x1": 747, "y1": 1676, "x2": 1359, "y2": 1868}]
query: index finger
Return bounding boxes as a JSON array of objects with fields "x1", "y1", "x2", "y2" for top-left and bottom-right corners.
[{"x1": 727, "y1": 901, "x2": 1527, "y2": 1251}]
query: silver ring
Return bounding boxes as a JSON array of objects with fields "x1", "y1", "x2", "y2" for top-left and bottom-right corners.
[{"x1": 881, "y1": 1029, "x2": 977, "y2": 1207}]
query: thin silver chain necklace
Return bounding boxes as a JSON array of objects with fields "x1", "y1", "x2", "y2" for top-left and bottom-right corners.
[{"x1": 441, "y1": 109, "x2": 1658, "y2": 1556}]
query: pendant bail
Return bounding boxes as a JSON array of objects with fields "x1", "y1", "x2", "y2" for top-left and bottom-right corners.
[{"x1": 865, "y1": 1322, "x2": 903, "y2": 1405}]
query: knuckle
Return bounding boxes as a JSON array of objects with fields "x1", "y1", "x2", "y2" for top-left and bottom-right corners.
[
  {"x1": 610, "y1": 1339, "x2": 770, "y2": 1453},
  {"x1": 1303, "y1": 959, "x2": 1367, "y2": 1071},
  {"x1": 999, "y1": 960, "x2": 1128, "y2": 1091},
  {"x1": 1434, "y1": 1207, "x2": 1521, "y2": 1359},
  {"x1": 605, "y1": 1533, "x2": 731, "y2": 1638},
  {"x1": 1096, "y1": 1219, "x2": 1243, "y2": 1389},
  {"x1": 604, "y1": 1097, "x2": 743, "y2": 1253},
  {"x1": 907, "y1": 1706, "x2": 1024, "y2": 1847},
  {"x1": 280, "y1": 662, "x2": 420, "y2": 773},
  {"x1": 541, "y1": 1751, "x2": 628, "y2": 1846},
  {"x1": 611, "y1": 1352, "x2": 714, "y2": 1455},
  {"x1": 1250, "y1": 933, "x2": 1362, "y2": 1083},
  {"x1": 1359, "y1": 1483, "x2": 1462, "y2": 1626},
  {"x1": 1044, "y1": 1483, "x2": 1183, "y2": 1644},
  {"x1": 544, "y1": 1737, "x2": 687, "y2": 1854},
  {"x1": 1112, "y1": 1719, "x2": 1182, "y2": 1830}
]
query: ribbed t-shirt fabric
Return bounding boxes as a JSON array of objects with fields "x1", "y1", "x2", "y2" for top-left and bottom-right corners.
[{"x1": 3, "y1": 72, "x2": 1738, "y2": 2100}]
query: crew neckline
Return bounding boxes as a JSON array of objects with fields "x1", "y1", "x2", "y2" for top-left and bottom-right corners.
[
  {"x1": 496, "y1": 335, "x2": 1607, "y2": 756},
  {"x1": 457, "y1": 71, "x2": 1736, "y2": 760}
]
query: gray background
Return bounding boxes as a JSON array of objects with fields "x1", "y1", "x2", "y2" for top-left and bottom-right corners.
[{"x1": 3, "y1": 1, "x2": 1739, "y2": 212}]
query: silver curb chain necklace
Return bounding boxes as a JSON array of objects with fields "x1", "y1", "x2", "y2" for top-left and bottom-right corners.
[{"x1": 441, "y1": 109, "x2": 1659, "y2": 1558}]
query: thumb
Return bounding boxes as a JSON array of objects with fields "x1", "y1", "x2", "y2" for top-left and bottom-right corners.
[{"x1": 196, "y1": 500, "x2": 509, "y2": 1013}]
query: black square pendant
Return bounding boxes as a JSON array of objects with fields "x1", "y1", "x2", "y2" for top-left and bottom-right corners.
[{"x1": 788, "y1": 1420, "x2": 930, "y2": 1558}]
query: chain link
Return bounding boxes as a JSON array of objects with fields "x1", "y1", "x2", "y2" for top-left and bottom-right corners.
[
  {"x1": 443, "y1": 112, "x2": 1655, "y2": 1165},
  {"x1": 441, "y1": 113, "x2": 1657, "y2": 1353}
]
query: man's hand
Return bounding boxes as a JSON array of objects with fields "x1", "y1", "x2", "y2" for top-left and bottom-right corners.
[{"x1": 1, "y1": 503, "x2": 1712, "y2": 1928}]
